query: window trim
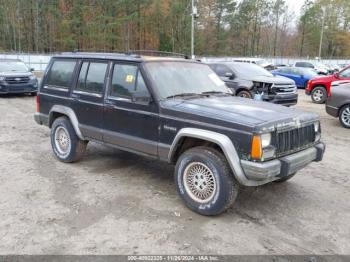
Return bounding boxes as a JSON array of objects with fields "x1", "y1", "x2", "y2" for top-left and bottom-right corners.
[
  {"x1": 45, "y1": 59, "x2": 78, "y2": 91},
  {"x1": 107, "y1": 62, "x2": 150, "y2": 102},
  {"x1": 73, "y1": 59, "x2": 109, "y2": 96}
]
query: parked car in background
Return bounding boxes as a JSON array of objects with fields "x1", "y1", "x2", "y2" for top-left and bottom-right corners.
[
  {"x1": 305, "y1": 66, "x2": 350, "y2": 104},
  {"x1": 231, "y1": 57, "x2": 275, "y2": 70},
  {"x1": 326, "y1": 81, "x2": 350, "y2": 128},
  {"x1": 34, "y1": 52, "x2": 325, "y2": 216},
  {"x1": 294, "y1": 61, "x2": 330, "y2": 75},
  {"x1": 0, "y1": 59, "x2": 38, "y2": 95},
  {"x1": 272, "y1": 67, "x2": 318, "y2": 89},
  {"x1": 207, "y1": 61, "x2": 298, "y2": 106}
]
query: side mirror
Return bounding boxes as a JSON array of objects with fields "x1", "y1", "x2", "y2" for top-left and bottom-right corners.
[
  {"x1": 300, "y1": 75, "x2": 304, "y2": 78},
  {"x1": 225, "y1": 72, "x2": 234, "y2": 79},
  {"x1": 131, "y1": 92, "x2": 152, "y2": 104},
  {"x1": 334, "y1": 72, "x2": 339, "y2": 78},
  {"x1": 30, "y1": 68, "x2": 35, "y2": 72}
]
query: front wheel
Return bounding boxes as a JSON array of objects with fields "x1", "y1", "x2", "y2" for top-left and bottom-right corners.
[
  {"x1": 175, "y1": 146, "x2": 239, "y2": 216},
  {"x1": 339, "y1": 104, "x2": 350, "y2": 128},
  {"x1": 51, "y1": 117, "x2": 87, "y2": 163},
  {"x1": 237, "y1": 90, "x2": 253, "y2": 99},
  {"x1": 311, "y1": 86, "x2": 327, "y2": 104}
]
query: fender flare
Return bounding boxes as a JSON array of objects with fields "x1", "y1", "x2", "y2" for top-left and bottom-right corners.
[
  {"x1": 168, "y1": 128, "x2": 269, "y2": 186},
  {"x1": 48, "y1": 105, "x2": 85, "y2": 140}
]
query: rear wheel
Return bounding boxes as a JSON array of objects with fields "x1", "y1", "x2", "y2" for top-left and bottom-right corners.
[
  {"x1": 311, "y1": 86, "x2": 327, "y2": 104},
  {"x1": 51, "y1": 117, "x2": 87, "y2": 163},
  {"x1": 175, "y1": 146, "x2": 239, "y2": 216},
  {"x1": 339, "y1": 104, "x2": 350, "y2": 128},
  {"x1": 237, "y1": 90, "x2": 253, "y2": 99}
]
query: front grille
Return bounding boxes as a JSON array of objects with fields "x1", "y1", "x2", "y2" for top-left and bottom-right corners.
[
  {"x1": 271, "y1": 83, "x2": 296, "y2": 95},
  {"x1": 5, "y1": 76, "x2": 30, "y2": 84},
  {"x1": 273, "y1": 125, "x2": 315, "y2": 155}
]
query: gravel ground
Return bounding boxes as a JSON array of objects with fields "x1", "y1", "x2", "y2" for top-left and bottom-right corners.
[{"x1": 0, "y1": 90, "x2": 349, "y2": 255}]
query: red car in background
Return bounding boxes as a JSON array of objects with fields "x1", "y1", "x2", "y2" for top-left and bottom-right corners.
[{"x1": 305, "y1": 65, "x2": 350, "y2": 103}]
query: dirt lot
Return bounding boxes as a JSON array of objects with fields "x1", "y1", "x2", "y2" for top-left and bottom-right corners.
[{"x1": 0, "y1": 90, "x2": 349, "y2": 255}]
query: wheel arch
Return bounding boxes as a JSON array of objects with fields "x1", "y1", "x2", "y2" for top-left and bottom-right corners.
[
  {"x1": 168, "y1": 128, "x2": 270, "y2": 186},
  {"x1": 48, "y1": 105, "x2": 84, "y2": 140}
]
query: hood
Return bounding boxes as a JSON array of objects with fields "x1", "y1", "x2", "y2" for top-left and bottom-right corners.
[
  {"x1": 311, "y1": 74, "x2": 335, "y2": 83},
  {"x1": 242, "y1": 74, "x2": 295, "y2": 85},
  {"x1": 160, "y1": 96, "x2": 319, "y2": 132},
  {"x1": 0, "y1": 71, "x2": 32, "y2": 77}
]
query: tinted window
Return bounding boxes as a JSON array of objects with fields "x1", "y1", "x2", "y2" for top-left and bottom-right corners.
[
  {"x1": 295, "y1": 62, "x2": 313, "y2": 68},
  {"x1": 76, "y1": 62, "x2": 108, "y2": 94},
  {"x1": 110, "y1": 64, "x2": 149, "y2": 99},
  {"x1": 46, "y1": 60, "x2": 76, "y2": 88}
]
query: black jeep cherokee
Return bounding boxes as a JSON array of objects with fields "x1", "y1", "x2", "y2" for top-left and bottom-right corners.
[{"x1": 34, "y1": 52, "x2": 325, "y2": 216}]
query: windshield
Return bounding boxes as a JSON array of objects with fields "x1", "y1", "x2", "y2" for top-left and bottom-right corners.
[
  {"x1": 229, "y1": 63, "x2": 273, "y2": 78},
  {"x1": 0, "y1": 61, "x2": 29, "y2": 72},
  {"x1": 144, "y1": 61, "x2": 230, "y2": 99}
]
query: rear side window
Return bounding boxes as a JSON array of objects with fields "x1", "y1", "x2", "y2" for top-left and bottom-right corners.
[
  {"x1": 46, "y1": 60, "x2": 76, "y2": 88},
  {"x1": 110, "y1": 64, "x2": 149, "y2": 99},
  {"x1": 76, "y1": 62, "x2": 108, "y2": 94}
]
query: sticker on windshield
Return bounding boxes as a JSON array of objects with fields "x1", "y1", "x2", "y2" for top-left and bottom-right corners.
[
  {"x1": 125, "y1": 75, "x2": 134, "y2": 83},
  {"x1": 208, "y1": 73, "x2": 224, "y2": 87}
]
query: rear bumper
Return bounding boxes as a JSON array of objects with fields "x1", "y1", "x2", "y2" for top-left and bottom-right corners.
[
  {"x1": 240, "y1": 142, "x2": 325, "y2": 182},
  {"x1": 265, "y1": 93, "x2": 298, "y2": 106},
  {"x1": 325, "y1": 104, "x2": 339, "y2": 117},
  {"x1": 34, "y1": 112, "x2": 49, "y2": 126},
  {"x1": 0, "y1": 82, "x2": 38, "y2": 94}
]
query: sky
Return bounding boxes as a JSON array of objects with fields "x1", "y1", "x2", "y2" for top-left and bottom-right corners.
[{"x1": 285, "y1": 0, "x2": 304, "y2": 19}]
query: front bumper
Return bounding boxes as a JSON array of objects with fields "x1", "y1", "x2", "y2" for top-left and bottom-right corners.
[
  {"x1": 264, "y1": 93, "x2": 298, "y2": 106},
  {"x1": 0, "y1": 82, "x2": 38, "y2": 94},
  {"x1": 305, "y1": 89, "x2": 311, "y2": 95},
  {"x1": 240, "y1": 143, "x2": 325, "y2": 182}
]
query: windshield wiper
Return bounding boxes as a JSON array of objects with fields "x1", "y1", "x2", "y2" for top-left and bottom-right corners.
[{"x1": 165, "y1": 93, "x2": 202, "y2": 99}]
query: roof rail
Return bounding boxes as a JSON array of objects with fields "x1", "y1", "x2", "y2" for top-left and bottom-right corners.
[{"x1": 129, "y1": 50, "x2": 189, "y2": 59}]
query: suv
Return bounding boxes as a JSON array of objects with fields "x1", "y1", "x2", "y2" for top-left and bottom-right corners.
[
  {"x1": 207, "y1": 62, "x2": 298, "y2": 106},
  {"x1": 34, "y1": 53, "x2": 325, "y2": 216},
  {"x1": 0, "y1": 59, "x2": 38, "y2": 95},
  {"x1": 305, "y1": 66, "x2": 350, "y2": 104}
]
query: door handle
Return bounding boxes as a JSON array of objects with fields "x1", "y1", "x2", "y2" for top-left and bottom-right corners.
[{"x1": 71, "y1": 93, "x2": 79, "y2": 101}]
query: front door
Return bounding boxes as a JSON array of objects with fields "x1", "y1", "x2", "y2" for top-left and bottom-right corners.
[
  {"x1": 103, "y1": 62, "x2": 159, "y2": 156},
  {"x1": 71, "y1": 60, "x2": 109, "y2": 140}
]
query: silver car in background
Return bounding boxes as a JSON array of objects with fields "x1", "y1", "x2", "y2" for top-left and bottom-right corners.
[{"x1": 326, "y1": 81, "x2": 350, "y2": 128}]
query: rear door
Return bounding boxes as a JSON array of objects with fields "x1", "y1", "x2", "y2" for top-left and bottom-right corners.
[
  {"x1": 102, "y1": 62, "x2": 159, "y2": 156},
  {"x1": 71, "y1": 60, "x2": 109, "y2": 140}
]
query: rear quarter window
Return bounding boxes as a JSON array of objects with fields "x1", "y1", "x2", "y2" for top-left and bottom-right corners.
[{"x1": 45, "y1": 60, "x2": 77, "y2": 89}]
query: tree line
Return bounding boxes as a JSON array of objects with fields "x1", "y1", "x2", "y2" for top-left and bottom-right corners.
[{"x1": 0, "y1": 0, "x2": 350, "y2": 58}]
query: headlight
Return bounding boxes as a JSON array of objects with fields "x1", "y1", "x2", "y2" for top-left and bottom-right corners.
[
  {"x1": 261, "y1": 133, "x2": 271, "y2": 148},
  {"x1": 0, "y1": 76, "x2": 5, "y2": 81},
  {"x1": 251, "y1": 133, "x2": 275, "y2": 161},
  {"x1": 29, "y1": 75, "x2": 37, "y2": 80},
  {"x1": 314, "y1": 121, "x2": 321, "y2": 141}
]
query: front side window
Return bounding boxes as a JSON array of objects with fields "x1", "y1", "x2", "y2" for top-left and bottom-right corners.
[
  {"x1": 76, "y1": 62, "x2": 108, "y2": 94},
  {"x1": 339, "y1": 67, "x2": 350, "y2": 78},
  {"x1": 110, "y1": 64, "x2": 149, "y2": 99},
  {"x1": 46, "y1": 60, "x2": 76, "y2": 88},
  {"x1": 215, "y1": 64, "x2": 232, "y2": 77}
]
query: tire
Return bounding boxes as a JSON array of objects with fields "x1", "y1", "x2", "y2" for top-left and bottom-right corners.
[
  {"x1": 237, "y1": 90, "x2": 253, "y2": 99},
  {"x1": 175, "y1": 146, "x2": 239, "y2": 216},
  {"x1": 311, "y1": 86, "x2": 327, "y2": 104},
  {"x1": 274, "y1": 173, "x2": 296, "y2": 183},
  {"x1": 339, "y1": 104, "x2": 350, "y2": 129},
  {"x1": 50, "y1": 116, "x2": 87, "y2": 163}
]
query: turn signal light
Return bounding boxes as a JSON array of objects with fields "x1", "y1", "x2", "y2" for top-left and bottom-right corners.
[{"x1": 251, "y1": 135, "x2": 262, "y2": 160}]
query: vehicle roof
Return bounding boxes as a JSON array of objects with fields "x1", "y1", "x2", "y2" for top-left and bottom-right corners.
[{"x1": 52, "y1": 52, "x2": 190, "y2": 63}]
